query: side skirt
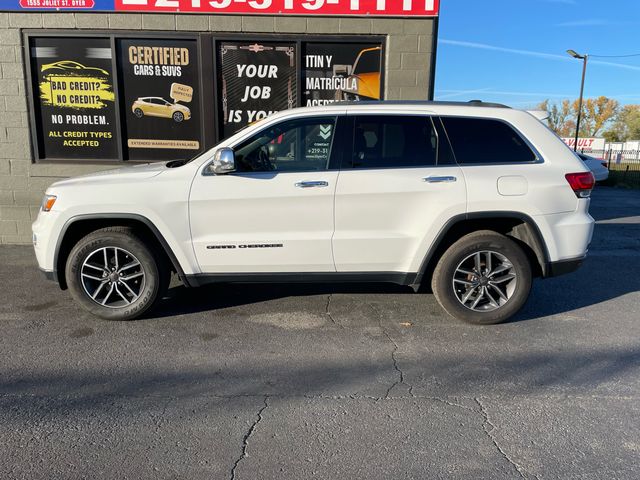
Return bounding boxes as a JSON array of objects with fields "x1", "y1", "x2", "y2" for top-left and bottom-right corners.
[{"x1": 185, "y1": 272, "x2": 418, "y2": 288}]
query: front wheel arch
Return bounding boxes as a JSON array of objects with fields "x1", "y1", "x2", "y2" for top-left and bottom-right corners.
[{"x1": 54, "y1": 215, "x2": 187, "y2": 290}]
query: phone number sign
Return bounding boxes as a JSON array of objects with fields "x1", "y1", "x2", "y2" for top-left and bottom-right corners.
[
  {"x1": 4, "y1": 0, "x2": 439, "y2": 16},
  {"x1": 116, "y1": 0, "x2": 439, "y2": 16}
]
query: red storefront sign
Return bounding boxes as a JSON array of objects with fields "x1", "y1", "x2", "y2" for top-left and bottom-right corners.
[
  {"x1": 19, "y1": 0, "x2": 95, "y2": 7},
  {"x1": 115, "y1": 0, "x2": 439, "y2": 16}
]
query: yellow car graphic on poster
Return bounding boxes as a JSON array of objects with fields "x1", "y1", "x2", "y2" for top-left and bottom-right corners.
[
  {"x1": 132, "y1": 97, "x2": 192, "y2": 123},
  {"x1": 41, "y1": 60, "x2": 109, "y2": 76},
  {"x1": 334, "y1": 46, "x2": 382, "y2": 101}
]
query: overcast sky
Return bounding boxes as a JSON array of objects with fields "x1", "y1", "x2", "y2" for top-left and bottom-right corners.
[{"x1": 434, "y1": 0, "x2": 640, "y2": 107}]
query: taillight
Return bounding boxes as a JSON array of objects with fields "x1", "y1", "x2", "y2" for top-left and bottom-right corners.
[{"x1": 565, "y1": 172, "x2": 595, "y2": 198}]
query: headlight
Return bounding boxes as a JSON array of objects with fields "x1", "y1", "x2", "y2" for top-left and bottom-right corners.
[{"x1": 41, "y1": 194, "x2": 57, "y2": 212}]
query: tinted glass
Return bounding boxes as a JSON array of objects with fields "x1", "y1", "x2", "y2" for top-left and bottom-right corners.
[
  {"x1": 234, "y1": 117, "x2": 336, "y2": 172},
  {"x1": 353, "y1": 48, "x2": 381, "y2": 75},
  {"x1": 441, "y1": 117, "x2": 537, "y2": 164},
  {"x1": 349, "y1": 115, "x2": 438, "y2": 169}
]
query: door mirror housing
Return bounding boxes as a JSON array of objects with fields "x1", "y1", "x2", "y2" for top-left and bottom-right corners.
[{"x1": 207, "y1": 148, "x2": 236, "y2": 175}]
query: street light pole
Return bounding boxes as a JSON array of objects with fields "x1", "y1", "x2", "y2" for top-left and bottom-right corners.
[{"x1": 567, "y1": 50, "x2": 588, "y2": 152}]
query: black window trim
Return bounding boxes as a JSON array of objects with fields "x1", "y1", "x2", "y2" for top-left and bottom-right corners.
[
  {"x1": 219, "y1": 115, "x2": 341, "y2": 175},
  {"x1": 339, "y1": 112, "x2": 450, "y2": 171},
  {"x1": 437, "y1": 114, "x2": 544, "y2": 166}
]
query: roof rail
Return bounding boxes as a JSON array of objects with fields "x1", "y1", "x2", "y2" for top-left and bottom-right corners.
[{"x1": 334, "y1": 100, "x2": 511, "y2": 108}]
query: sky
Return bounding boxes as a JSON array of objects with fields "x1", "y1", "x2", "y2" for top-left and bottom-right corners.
[{"x1": 434, "y1": 0, "x2": 640, "y2": 108}]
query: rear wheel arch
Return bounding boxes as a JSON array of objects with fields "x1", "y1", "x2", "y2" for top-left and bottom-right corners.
[
  {"x1": 414, "y1": 212, "x2": 549, "y2": 289},
  {"x1": 54, "y1": 214, "x2": 186, "y2": 290}
]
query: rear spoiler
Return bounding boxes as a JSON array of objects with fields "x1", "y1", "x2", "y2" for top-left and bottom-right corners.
[{"x1": 527, "y1": 110, "x2": 550, "y2": 122}]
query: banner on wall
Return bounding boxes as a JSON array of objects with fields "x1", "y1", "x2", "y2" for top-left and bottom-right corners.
[
  {"x1": 219, "y1": 41, "x2": 297, "y2": 138},
  {"x1": 303, "y1": 43, "x2": 382, "y2": 106},
  {"x1": 30, "y1": 37, "x2": 119, "y2": 160},
  {"x1": 117, "y1": 38, "x2": 202, "y2": 160},
  {"x1": 4, "y1": 0, "x2": 439, "y2": 16}
]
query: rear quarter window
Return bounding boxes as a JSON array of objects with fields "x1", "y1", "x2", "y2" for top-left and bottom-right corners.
[{"x1": 441, "y1": 117, "x2": 537, "y2": 164}]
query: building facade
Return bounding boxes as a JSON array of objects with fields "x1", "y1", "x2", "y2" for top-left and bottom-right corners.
[{"x1": 0, "y1": 5, "x2": 439, "y2": 244}]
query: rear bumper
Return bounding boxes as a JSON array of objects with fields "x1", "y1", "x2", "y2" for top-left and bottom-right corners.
[{"x1": 545, "y1": 256, "x2": 585, "y2": 277}]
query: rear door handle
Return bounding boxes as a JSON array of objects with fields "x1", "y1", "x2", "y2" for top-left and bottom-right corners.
[
  {"x1": 423, "y1": 176, "x2": 457, "y2": 183},
  {"x1": 295, "y1": 181, "x2": 329, "y2": 188}
]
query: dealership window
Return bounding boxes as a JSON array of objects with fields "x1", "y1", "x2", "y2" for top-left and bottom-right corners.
[
  {"x1": 234, "y1": 117, "x2": 337, "y2": 172},
  {"x1": 348, "y1": 115, "x2": 438, "y2": 169},
  {"x1": 441, "y1": 117, "x2": 537, "y2": 164},
  {"x1": 26, "y1": 33, "x2": 384, "y2": 163}
]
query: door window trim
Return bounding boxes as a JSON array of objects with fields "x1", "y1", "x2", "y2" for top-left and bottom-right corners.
[
  {"x1": 339, "y1": 113, "x2": 453, "y2": 171},
  {"x1": 437, "y1": 115, "x2": 545, "y2": 166}
]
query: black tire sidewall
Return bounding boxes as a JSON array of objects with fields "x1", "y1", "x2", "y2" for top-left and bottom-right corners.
[
  {"x1": 134, "y1": 108, "x2": 143, "y2": 118},
  {"x1": 173, "y1": 112, "x2": 183, "y2": 122},
  {"x1": 66, "y1": 231, "x2": 163, "y2": 321},
  {"x1": 433, "y1": 233, "x2": 532, "y2": 325}
]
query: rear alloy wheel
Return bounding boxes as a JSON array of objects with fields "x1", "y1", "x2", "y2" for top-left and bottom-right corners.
[
  {"x1": 66, "y1": 227, "x2": 169, "y2": 320},
  {"x1": 432, "y1": 231, "x2": 532, "y2": 324}
]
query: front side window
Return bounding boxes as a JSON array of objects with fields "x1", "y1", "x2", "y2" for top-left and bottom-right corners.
[
  {"x1": 234, "y1": 117, "x2": 336, "y2": 173},
  {"x1": 441, "y1": 117, "x2": 537, "y2": 164},
  {"x1": 349, "y1": 115, "x2": 438, "y2": 169}
]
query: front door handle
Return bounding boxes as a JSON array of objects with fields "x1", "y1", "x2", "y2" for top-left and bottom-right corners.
[
  {"x1": 423, "y1": 176, "x2": 457, "y2": 183},
  {"x1": 295, "y1": 181, "x2": 329, "y2": 188}
]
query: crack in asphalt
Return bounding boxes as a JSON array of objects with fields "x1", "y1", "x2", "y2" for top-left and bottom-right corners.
[
  {"x1": 325, "y1": 294, "x2": 342, "y2": 328},
  {"x1": 475, "y1": 397, "x2": 532, "y2": 479},
  {"x1": 379, "y1": 324, "x2": 413, "y2": 398},
  {"x1": 230, "y1": 395, "x2": 269, "y2": 480}
]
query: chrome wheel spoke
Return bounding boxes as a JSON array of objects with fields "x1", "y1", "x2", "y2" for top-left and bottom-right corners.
[
  {"x1": 489, "y1": 283, "x2": 508, "y2": 302},
  {"x1": 452, "y1": 249, "x2": 517, "y2": 313},
  {"x1": 91, "y1": 281, "x2": 107, "y2": 300},
  {"x1": 101, "y1": 283, "x2": 115, "y2": 306},
  {"x1": 121, "y1": 272, "x2": 144, "y2": 282},
  {"x1": 118, "y1": 260, "x2": 140, "y2": 272},
  {"x1": 484, "y1": 286, "x2": 499, "y2": 308},
  {"x1": 462, "y1": 286, "x2": 478, "y2": 304},
  {"x1": 81, "y1": 246, "x2": 146, "y2": 309},
  {"x1": 82, "y1": 272, "x2": 105, "y2": 282},
  {"x1": 114, "y1": 284, "x2": 130, "y2": 305},
  {"x1": 491, "y1": 273, "x2": 516, "y2": 284}
]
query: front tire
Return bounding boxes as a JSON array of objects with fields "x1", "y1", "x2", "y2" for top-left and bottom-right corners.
[
  {"x1": 431, "y1": 230, "x2": 532, "y2": 325},
  {"x1": 172, "y1": 111, "x2": 184, "y2": 123},
  {"x1": 65, "y1": 227, "x2": 169, "y2": 321},
  {"x1": 134, "y1": 108, "x2": 144, "y2": 118}
]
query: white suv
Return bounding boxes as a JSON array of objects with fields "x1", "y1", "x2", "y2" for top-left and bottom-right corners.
[{"x1": 32, "y1": 101, "x2": 595, "y2": 324}]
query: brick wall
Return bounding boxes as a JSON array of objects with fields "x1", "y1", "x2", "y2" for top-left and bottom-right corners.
[{"x1": 0, "y1": 12, "x2": 435, "y2": 244}]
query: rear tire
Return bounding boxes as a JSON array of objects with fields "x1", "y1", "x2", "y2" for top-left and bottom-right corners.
[
  {"x1": 65, "y1": 227, "x2": 169, "y2": 321},
  {"x1": 431, "y1": 230, "x2": 532, "y2": 325}
]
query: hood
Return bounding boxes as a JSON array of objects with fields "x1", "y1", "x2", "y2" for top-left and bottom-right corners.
[{"x1": 48, "y1": 162, "x2": 167, "y2": 190}]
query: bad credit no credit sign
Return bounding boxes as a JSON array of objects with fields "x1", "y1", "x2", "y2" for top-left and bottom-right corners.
[{"x1": 6, "y1": 0, "x2": 439, "y2": 16}]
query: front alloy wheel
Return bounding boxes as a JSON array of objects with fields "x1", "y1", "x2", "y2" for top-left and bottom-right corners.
[
  {"x1": 66, "y1": 227, "x2": 169, "y2": 320},
  {"x1": 80, "y1": 247, "x2": 146, "y2": 308}
]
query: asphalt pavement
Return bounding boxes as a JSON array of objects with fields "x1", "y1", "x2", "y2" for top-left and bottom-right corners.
[{"x1": 1, "y1": 186, "x2": 639, "y2": 479}]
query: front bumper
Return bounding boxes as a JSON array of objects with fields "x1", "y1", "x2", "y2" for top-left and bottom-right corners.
[{"x1": 39, "y1": 268, "x2": 58, "y2": 283}]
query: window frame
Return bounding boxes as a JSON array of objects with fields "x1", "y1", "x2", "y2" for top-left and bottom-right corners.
[
  {"x1": 438, "y1": 115, "x2": 544, "y2": 166},
  {"x1": 339, "y1": 113, "x2": 452, "y2": 171},
  {"x1": 229, "y1": 115, "x2": 341, "y2": 174}
]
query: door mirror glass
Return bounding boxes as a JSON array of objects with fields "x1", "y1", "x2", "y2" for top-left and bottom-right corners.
[{"x1": 207, "y1": 148, "x2": 236, "y2": 175}]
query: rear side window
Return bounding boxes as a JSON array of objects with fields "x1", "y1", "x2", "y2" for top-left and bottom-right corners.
[
  {"x1": 441, "y1": 117, "x2": 537, "y2": 164},
  {"x1": 349, "y1": 115, "x2": 438, "y2": 169}
]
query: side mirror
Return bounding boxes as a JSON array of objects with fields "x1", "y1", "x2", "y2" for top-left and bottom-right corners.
[{"x1": 207, "y1": 147, "x2": 236, "y2": 175}]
